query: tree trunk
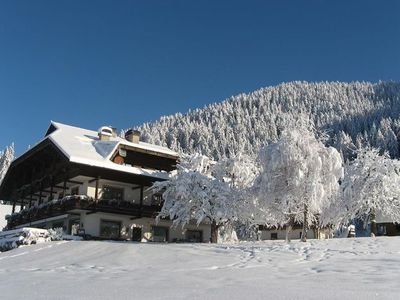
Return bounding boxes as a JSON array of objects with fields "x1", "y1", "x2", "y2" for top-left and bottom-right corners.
[
  {"x1": 211, "y1": 220, "x2": 219, "y2": 243},
  {"x1": 286, "y1": 216, "x2": 294, "y2": 243},
  {"x1": 370, "y1": 209, "x2": 377, "y2": 236},
  {"x1": 301, "y1": 203, "x2": 308, "y2": 242},
  {"x1": 315, "y1": 214, "x2": 321, "y2": 240}
]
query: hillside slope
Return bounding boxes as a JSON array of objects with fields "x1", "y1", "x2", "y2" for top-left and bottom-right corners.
[
  {"x1": 136, "y1": 81, "x2": 400, "y2": 160},
  {"x1": 0, "y1": 238, "x2": 399, "y2": 299}
]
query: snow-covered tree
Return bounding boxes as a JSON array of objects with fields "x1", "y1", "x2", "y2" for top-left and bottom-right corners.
[
  {"x1": 0, "y1": 143, "x2": 14, "y2": 185},
  {"x1": 211, "y1": 153, "x2": 265, "y2": 239},
  {"x1": 255, "y1": 126, "x2": 343, "y2": 242},
  {"x1": 152, "y1": 153, "x2": 251, "y2": 243},
  {"x1": 333, "y1": 131, "x2": 356, "y2": 162},
  {"x1": 332, "y1": 148, "x2": 400, "y2": 235},
  {"x1": 212, "y1": 153, "x2": 259, "y2": 189}
]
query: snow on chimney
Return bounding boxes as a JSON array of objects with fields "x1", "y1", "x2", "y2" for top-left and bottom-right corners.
[
  {"x1": 98, "y1": 126, "x2": 113, "y2": 141},
  {"x1": 125, "y1": 129, "x2": 140, "y2": 143}
]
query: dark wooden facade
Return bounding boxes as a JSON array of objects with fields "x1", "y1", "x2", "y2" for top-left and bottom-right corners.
[{"x1": 0, "y1": 138, "x2": 174, "y2": 229}]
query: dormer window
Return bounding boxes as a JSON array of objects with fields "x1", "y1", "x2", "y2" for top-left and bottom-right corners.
[{"x1": 110, "y1": 145, "x2": 177, "y2": 172}]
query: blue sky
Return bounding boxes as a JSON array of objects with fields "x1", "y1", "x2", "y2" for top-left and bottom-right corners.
[{"x1": 1, "y1": 0, "x2": 399, "y2": 156}]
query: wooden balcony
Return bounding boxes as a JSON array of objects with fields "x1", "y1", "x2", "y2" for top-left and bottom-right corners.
[{"x1": 6, "y1": 195, "x2": 163, "y2": 229}]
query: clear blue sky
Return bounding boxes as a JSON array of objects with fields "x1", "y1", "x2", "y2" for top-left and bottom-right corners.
[{"x1": 1, "y1": 0, "x2": 399, "y2": 156}]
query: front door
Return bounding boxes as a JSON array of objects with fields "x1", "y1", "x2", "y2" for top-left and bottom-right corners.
[{"x1": 132, "y1": 227, "x2": 142, "y2": 241}]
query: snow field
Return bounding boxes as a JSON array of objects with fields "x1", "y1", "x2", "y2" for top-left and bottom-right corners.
[{"x1": 0, "y1": 237, "x2": 399, "y2": 299}]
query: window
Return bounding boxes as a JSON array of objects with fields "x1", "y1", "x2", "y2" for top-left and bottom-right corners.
[
  {"x1": 186, "y1": 230, "x2": 202, "y2": 242},
  {"x1": 52, "y1": 221, "x2": 65, "y2": 231},
  {"x1": 270, "y1": 233, "x2": 278, "y2": 240},
  {"x1": 71, "y1": 186, "x2": 79, "y2": 196},
  {"x1": 100, "y1": 220, "x2": 121, "y2": 239},
  {"x1": 152, "y1": 226, "x2": 168, "y2": 242},
  {"x1": 102, "y1": 186, "x2": 124, "y2": 201},
  {"x1": 68, "y1": 215, "x2": 81, "y2": 235},
  {"x1": 151, "y1": 193, "x2": 163, "y2": 206}
]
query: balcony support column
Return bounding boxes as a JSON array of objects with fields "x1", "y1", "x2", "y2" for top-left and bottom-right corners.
[
  {"x1": 63, "y1": 177, "x2": 67, "y2": 198},
  {"x1": 49, "y1": 176, "x2": 54, "y2": 201},
  {"x1": 12, "y1": 198, "x2": 16, "y2": 214},
  {"x1": 29, "y1": 190, "x2": 33, "y2": 209},
  {"x1": 39, "y1": 182, "x2": 43, "y2": 205},
  {"x1": 95, "y1": 176, "x2": 100, "y2": 201}
]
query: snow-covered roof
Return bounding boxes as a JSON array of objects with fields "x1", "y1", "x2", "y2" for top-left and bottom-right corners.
[{"x1": 45, "y1": 121, "x2": 179, "y2": 179}]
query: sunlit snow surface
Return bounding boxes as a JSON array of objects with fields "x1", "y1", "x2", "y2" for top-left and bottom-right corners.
[{"x1": 1, "y1": 238, "x2": 399, "y2": 299}]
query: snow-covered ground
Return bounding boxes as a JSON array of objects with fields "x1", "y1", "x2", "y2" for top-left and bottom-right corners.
[{"x1": 1, "y1": 238, "x2": 399, "y2": 299}]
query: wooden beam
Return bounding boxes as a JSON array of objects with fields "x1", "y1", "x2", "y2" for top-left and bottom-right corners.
[
  {"x1": 53, "y1": 185, "x2": 65, "y2": 189},
  {"x1": 30, "y1": 193, "x2": 48, "y2": 197},
  {"x1": 43, "y1": 185, "x2": 65, "y2": 192},
  {"x1": 70, "y1": 162, "x2": 160, "y2": 186},
  {"x1": 34, "y1": 190, "x2": 52, "y2": 195},
  {"x1": 68, "y1": 180, "x2": 84, "y2": 185},
  {"x1": 140, "y1": 186, "x2": 144, "y2": 207}
]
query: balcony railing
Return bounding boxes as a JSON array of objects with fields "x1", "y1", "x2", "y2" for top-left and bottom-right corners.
[{"x1": 5, "y1": 195, "x2": 163, "y2": 229}]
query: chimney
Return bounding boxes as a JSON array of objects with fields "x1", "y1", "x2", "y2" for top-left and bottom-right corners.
[
  {"x1": 98, "y1": 126, "x2": 113, "y2": 141},
  {"x1": 125, "y1": 128, "x2": 140, "y2": 143},
  {"x1": 110, "y1": 127, "x2": 118, "y2": 138}
]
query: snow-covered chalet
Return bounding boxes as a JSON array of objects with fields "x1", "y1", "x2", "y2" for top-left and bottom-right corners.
[{"x1": 0, "y1": 122, "x2": 211, "y2": 242}]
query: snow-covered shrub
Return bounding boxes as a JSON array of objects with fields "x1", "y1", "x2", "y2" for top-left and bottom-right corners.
[
  {"x1": 0, "y1": 228, "x2": 63, "y2": 252},
  {"x1": 48, "y1": 228, "x2": 64, "y2": 241},
  {"x1": 218, "y1": 223, "x2": 238, "y2": 243}
]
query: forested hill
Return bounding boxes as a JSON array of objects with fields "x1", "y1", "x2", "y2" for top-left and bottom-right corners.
[{"x1": 135, "y1": 81, "x2": 400, "y2": 161}]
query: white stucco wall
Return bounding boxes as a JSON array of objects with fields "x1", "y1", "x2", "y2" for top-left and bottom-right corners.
[
  {"x1": 80, "y1": 212, "x2": 211, "y2": 242},
  {"x1": 0, "y1": 204, "x2": 15, "y2": 230}
]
